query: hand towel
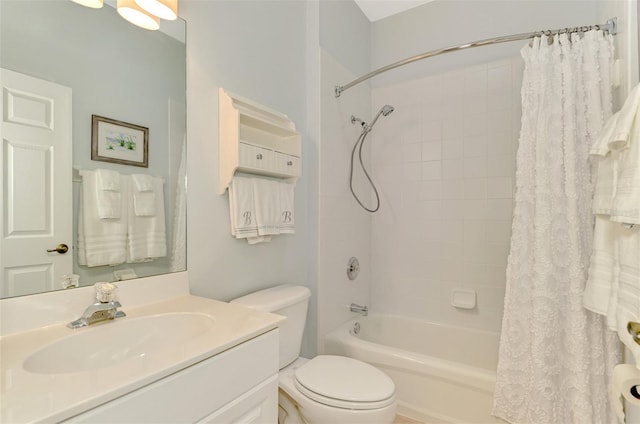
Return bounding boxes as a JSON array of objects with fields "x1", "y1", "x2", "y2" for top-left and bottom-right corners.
[
  {"x1": 609, "y1": 83, "x2": 640, "y2": 224},
  {"x1": 96, "y1": 168, "x2": 121, "y2": 219},
  {"x1": 78, "y1": 170, "x2": 126, "y2": 267},
  {"x1": 131, "y1": 174, "x2": 156, "y2": 217},
  {"x1": 614, "y1": 225, "x2": 640, "y2": 365},
  {"x1": 229, "y1": 176, "x2": 259, "y2": 238},
  {"x1": 131, "y1": 173, "x2": 154, "y2": 191},
  {"x1": 126, "y1": 176, "x2": 167, "y2": 262},
  {"x1": 278, "y1": 181, "x2": 295, "y2": 234},
  {"x1": 584, "y1": 215, "x2": 621, "y2": 329},
  {"x1": 591, "y1": 112, "x2": 619, "y2": 215},
  {"x1": 252, "y1": 178, "x2": 281, "y2": 236}
]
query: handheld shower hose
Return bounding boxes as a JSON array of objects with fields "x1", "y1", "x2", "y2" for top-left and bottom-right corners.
[{"x1": 349, "y1": 105, "x2": 394, "y2": 213}]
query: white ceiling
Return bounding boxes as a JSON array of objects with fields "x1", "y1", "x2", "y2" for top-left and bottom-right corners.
[{"x1": 354, "y1": 0, "x2": 434, "y2": 22}]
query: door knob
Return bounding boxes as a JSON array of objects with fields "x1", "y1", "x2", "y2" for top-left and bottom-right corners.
[{"x1": 47, "y1": 243, "x2": 69, "y2": 254}]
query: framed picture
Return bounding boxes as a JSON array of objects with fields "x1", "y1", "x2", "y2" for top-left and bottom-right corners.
[{"x1": 91, "y1": 115, "x2": 149, "y2": 168}]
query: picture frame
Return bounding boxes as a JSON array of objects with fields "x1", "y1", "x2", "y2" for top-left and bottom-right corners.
[{"x1": 91, "y1": 115, "x2": 149, "y2": 168}]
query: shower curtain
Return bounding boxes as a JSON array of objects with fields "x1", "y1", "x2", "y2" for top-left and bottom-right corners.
[{"x1": 493, "y1": 31, "x2": 620, "y2": 423}]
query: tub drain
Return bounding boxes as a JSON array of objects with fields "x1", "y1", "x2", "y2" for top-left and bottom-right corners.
[{"x1": 353, "y1": 322, "x2": 361, "y2": 334}]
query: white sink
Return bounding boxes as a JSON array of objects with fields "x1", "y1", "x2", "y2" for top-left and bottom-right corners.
[{"x1": 23, "y1": 312, "x2": 216, "y2": 374}]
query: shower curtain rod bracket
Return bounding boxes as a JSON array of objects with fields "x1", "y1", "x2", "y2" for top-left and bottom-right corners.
[{"x1": 334, "y1": 17, "x2": 618, "y2": 98}]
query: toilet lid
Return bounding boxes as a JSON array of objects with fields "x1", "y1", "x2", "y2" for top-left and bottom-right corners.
[{"x1": 293, "y1": 355, "x2": 395, "y2": 410}]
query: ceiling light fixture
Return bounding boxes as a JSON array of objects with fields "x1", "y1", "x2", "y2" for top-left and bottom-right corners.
[
  {"x1": 117, "y1": 0, "x2": 160, "y2": 30},
  {"x1": 70, "y1": 0, "x2": 104, "y2": 8},
  {"x1": 135, "y1": 0, "x2": 177, "y2": 21}
]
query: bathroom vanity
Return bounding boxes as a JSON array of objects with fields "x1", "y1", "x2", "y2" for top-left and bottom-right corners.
[{"x1": 0, "y1": 273, "x2": 283, "y2": 423}]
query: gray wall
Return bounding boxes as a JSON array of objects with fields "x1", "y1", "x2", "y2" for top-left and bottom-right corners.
[
  {"x1": 371, "y1": 0, "x2": 599, "y2": 87},
  {"x1": 182, "y1": 0, "x2": 318, "y2": 355},
  {"x1": 319, "y1": 0, "x2": 371, "y2": 77}
]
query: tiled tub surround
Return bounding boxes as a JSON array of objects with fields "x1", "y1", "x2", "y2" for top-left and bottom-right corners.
[{"x1": 370, "y1": 58, "x2": 523, "y2": 333}]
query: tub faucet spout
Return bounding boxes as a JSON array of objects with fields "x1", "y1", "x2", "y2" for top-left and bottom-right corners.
[{"x1": 350, "y1": 303, "x2": 368, "y2": 316}]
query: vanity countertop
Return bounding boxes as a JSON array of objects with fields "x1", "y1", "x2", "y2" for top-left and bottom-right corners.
[{"x1": 0, "y1": 295, "x2": 283, "y2": 423}]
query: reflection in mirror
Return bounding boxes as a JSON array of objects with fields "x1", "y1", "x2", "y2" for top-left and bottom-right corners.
[{"x1": 0, "y1": 1, "x2": 186, "y2": 299}]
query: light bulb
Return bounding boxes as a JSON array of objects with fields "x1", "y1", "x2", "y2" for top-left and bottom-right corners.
[
  {"x1": 117, "y1": 0, "x2": 160, "y2": 30},
  {"x1": 71, "y1": 0, "x2": 104, "y2": 8},
  {"x1": 135, "y1": 0, "x2": 178, "y2": 21}
]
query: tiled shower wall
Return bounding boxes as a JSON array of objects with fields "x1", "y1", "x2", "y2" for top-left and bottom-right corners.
[{"x1": 370, "y1": 58, "x2": 523, "y2": 333}]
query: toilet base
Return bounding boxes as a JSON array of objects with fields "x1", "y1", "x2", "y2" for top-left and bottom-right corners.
[{"x1": 278, "y1": 358, "x2": 397, "y2": 424}]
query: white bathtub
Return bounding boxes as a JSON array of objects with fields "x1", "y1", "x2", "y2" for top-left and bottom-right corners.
[{"x1": 324, "y1": 314, "x2": 501, "y2": 423}]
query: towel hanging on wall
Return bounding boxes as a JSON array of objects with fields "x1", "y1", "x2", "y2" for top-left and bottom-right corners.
[{"x1": 228, "y1": 175, "x2": 296, "y2": 244}]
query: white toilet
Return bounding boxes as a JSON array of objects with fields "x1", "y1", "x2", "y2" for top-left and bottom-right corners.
[{"x1": 231, "y1": 284, "x2": 397, "y2": 424}]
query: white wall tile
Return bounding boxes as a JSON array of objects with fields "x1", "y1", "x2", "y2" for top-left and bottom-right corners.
[
  {"x1": 486, "y1": 177, "x2": 513, "y2": 199},
  {"x1": 403, "y1": 142, "x2": 423, "y2": 162},
  {"x1": 420, "y1": 180, "x2": 442, "y2": 200},
  {"x1": 423, "y1": 120, "x2": 442, "y2": 142},
  {"x1": 370, "y1": 57, "x2": 519, "y2": 333},
  {"x1": 403, "y1": 162, "x2": 422, "y2": 181},
  {"x1": 442, "y1": 198, "x2": 465, "y2": 221},
  {"x1": 441, "y1": 179, "x2": 464, "y2": 199},
  {"x1": 486, "y1": 199, "x2": 514, "y2": 220},
  {"x1": 486, "y1": 220, "x2": 512, "y2": 244},
  {"x1": 463, "y1": 156, "x2": 487, "y2": 178},
  {"x1": 464, "y1": 199, "x2": 487, "y2": 220},
  {"x1": 422, "y1": 141, "x2": 442, "y2": 161},
  {"x1": 442, "y1": 158, "x2": 464, "y2": 179},
  {"x1": 422, "y1": 160, "x2": 442, "y2": 180},
  {"x1": 463, "y1": 113, "x2": 488, "y2": 136},
  {"x1": 463, "y1": 135, "x2": 487, "y2": 158},
  {"x1": 442, "y1": 138, "x2": 463, "y2": 159},
  {"x1": 442, "y1": 117, "x2": 464, "y2": 139},
  {"x1": 487, "y1": 154, "x2": 514, "y2": 177},
  {"x1": 464, "y1": 178, "x2": 487, "y2": 199}
]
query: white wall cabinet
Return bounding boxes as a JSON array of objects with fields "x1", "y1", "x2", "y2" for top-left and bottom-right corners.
[
  {"x1": 219, "y1": 88, "x2": 301, "y2": 194},
  {"x1": 63, "y1": 329, "x2": 279, "y2": 423}
]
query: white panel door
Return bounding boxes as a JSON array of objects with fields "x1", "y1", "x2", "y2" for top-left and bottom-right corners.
[{"x1": 1, "y1": 68, "x2": 72, "y2": 297}]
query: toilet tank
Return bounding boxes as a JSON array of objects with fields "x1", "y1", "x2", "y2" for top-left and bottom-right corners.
[{"x1": 231, "y1": 284, "x2": 311, "y2": 369}]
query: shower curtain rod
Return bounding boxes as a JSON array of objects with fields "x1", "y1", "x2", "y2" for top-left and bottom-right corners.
[{"x1": 334, "y1": 17, "x2": 618, "y2": 98}]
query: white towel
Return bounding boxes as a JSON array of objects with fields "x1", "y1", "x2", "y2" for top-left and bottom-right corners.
[
  {"x1": 253, "y1": 178, "x2": 281, "y2": 236},
  {"x1": 131, "y1": 173, "x2": 154, "y2": 191},
  {"x1": 584, "y1": 215, "x2": 620, "y2": 325},
  {"x1": 609, "y1": 84, "x2": 640, "y2": 224},
  {"x1": 131, "y1": 174, "x2": 156, "y2": 216},
  {"x1": 229, "y1": 176, "x2": 258, "y2": 238},
  {"x1": 609, "y1": 83, "x2": 640, "y2": 151},
  {"x1": 615, "y1": 225, "x2": 640, "y2": 365},
  {"x1": 78, "y1": 170, "x2": 126, "y2": 267},
  {"x1": 278, "y1": 181, "x2": 296, "y2": 234},
  {"x1": 591, "y1": 113, "x2": 620, "y2": 215},
  {"x1": 96, "y1": 168, "x2": 121, "y2": 219},
  {"x1": 126, "y1": 176, "x2": 167, "y2": 262}
]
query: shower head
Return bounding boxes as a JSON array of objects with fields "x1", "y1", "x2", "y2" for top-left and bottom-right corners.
[
  {"x1": 381, "y1": 105, "x2": 394, "y2": 116},
  {"x1": 365, "y1": 104, "x2": 394, "y2": 132}
]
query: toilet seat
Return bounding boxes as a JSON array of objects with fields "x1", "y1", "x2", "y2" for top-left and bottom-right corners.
[{"x1": 293, "y1": 355, "x2": 395, "y2": 410}]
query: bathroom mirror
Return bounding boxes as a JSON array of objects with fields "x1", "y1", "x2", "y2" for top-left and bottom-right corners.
[{"x1": 0, "y1": 1, "x2": 186, "y2": 298}]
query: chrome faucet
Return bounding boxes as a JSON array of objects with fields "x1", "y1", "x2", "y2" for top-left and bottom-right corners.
[
  {"x1": 350, "y1": 303, "x2": 368, "y2": 316},
  {"x1": 67, "y1": 283, "x2": 126, "y2": 329}
]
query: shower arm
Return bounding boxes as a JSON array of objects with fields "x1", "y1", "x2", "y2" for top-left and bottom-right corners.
[{"x1": 334, "y1": 17, "x2": 617, "y2": 98}]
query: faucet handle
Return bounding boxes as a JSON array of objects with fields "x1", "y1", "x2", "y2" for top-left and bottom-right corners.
[{"x1": 94, "y1": 282, "x2": 118, "y2": 303}]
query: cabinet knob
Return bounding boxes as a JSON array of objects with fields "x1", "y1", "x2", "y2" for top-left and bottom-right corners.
[
  {"x1": 256, "y1": 154, "x2": 263, "y2": 160},
  {"x1": 287, "y1": 160, "x2": 293, "y2": 166}
]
